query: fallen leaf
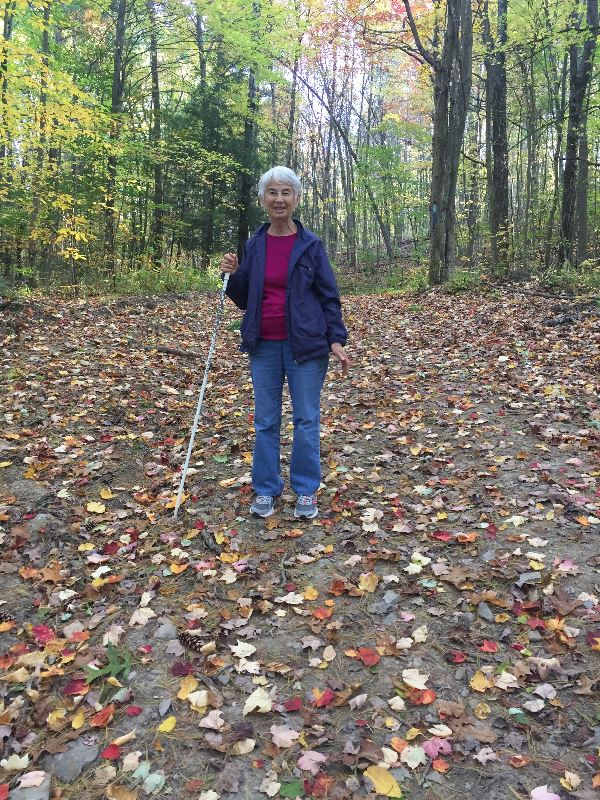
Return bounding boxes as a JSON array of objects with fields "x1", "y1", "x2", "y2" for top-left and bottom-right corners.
[
  {"x1": 271, "y1": 725, "x2": 301, "y2": 748},
  {"x1": 157, "y1": 715, "x2": 176, "y2": 733},
  {"x1": 297, "y1": 750, "x2": 327, "y2": 775},
  {"x1": 363, "y1": 765, "x2": 402, "y2": 797},
  {"x1": 243, "y1": 687, "x2": 272, "y2": 715}
]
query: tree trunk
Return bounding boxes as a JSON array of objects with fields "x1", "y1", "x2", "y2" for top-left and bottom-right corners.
[
  {"x1": 286, "y1": 53, "x2": 299, "y2": 169},
  {"x1": 544, "y1": 53, "x2": 567, "y2": 269},
  {"x1": 105, "y1": 0, "x2": 127, "y2": 287},
  {"x1": 236, "y1": 0, "x2": 260, "y2": 259},
  {"x1": 559, "y1": 0, "x2": 597, "y2": 265},
  {"x1": 483, "y1": 0, "x2": 509, "y2": 275},
  {"x1": 237, "y1": 68, "x2": 257, "y2": 261},
  {"x1": 425, "y1": 0, "x2": 473, "y2": 284},
  {"x1": 0, "y1": 0, "x2": 14, "y2": 166},
  {"x1": 0, "y1": 0, "x2": 15, "y2": 276},
  {"x1": 147, "y1": 0, "x2": 163, "y2": 269},
  {"x1": 576, "y1": 122, "x2": 589, "y2": 265}
]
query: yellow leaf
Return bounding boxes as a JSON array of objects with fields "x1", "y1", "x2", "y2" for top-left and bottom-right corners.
[
  {"x1": 169, "y1": 563, "x2": 189, "y2": 575},
  {"x1": 106, "y1": 785, "x2": 139, "y2": 800},
  {"x1": 47, "y1": 707, "x2": 68, "y2": 731},
  {"x1": 111, "y1": 730, "x2": 137, "y2": 747},
  {"x1": 303, "y1": 586, "x2": 319, "y2": 600},
  {"x1": 474, "y1": 702, "x2": 491, "y2": 719},
  {"x1": 405, "y1": 727, "x2": 422, "y2": 740},
  {"x1": 470, "y1": 671, "x2": 494, "y2": 693},
  {"x1": 86, "y1": 501, "x2": 106, "y2": 514},
  {"x1": 494, "y1": 613, "x2": 510, "y2": 623},
  {"x1": 72, "y1": 708, "x2": 86, "y2": 729},
  {"x1": 157, "y1": 715, "x2": 176, "y2": 733},
  {"x1": 358, "y1": 572, "x2": 380, "y2": 593},
  {"x1": 560, "y1": 771, "x2": 582, "y2": 791},
  {"x1": 5, "y1": 667, "x2": 30, "y2": 682},
  {"x1": 78, "y1": 543, "x2": 94, "y2": 552},
  {"x1": 100, "y1": 488, "x2": 114, "y2": 499},
  {"x1": 177, "y1": 675, "x2": 199, "y2": 700},
  {"x1": 529, "y1": 560, "x2": 545, "y2": 571},
  {"x1": 214, "y1": 531, "x2": 225, "y2": 545},
  {"x1": 165, "y1": 494, "x2": 186, "y2": 509},
  {"x1": 0, "y1": 461, "x2": 12, "y2": 468},
  {"x1": 364, "y1": 765, "x2": 403, "y2": 798},
  {"x1": 220, "y1": 553, "x2": 242, "y2": 563}
]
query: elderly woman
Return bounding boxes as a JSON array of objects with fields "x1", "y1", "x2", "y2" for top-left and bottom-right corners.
[{"x1": 220, "y1": 166, "x2": 349, "y2": 519}]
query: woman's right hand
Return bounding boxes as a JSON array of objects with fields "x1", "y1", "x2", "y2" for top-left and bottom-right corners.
[{"x1": 220, "y1": 252, "x2": 239, "y2": 274}]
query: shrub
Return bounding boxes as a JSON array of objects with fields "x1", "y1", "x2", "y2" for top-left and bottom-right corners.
[
  {"x1": 115, "y1": 265, "x2": 219, "y2": 295},
  {"x1": 442, "y1": 270, "x2": 483, "y2": 294},
  {"x1": 541, "y1": 261, "x2": 600, "y2": 294},
  {"x1": 402, "y1": 269, "x2": 429, "y2": 294}
]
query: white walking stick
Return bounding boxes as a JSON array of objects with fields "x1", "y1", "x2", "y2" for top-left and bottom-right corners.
[{"x1": 173, "y1": 273, "x2": 230, "y2": 518}]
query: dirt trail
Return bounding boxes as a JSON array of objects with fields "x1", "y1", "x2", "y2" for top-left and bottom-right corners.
[{"x1": 0, "y1": 290, "x2": 599, "y2": 800}]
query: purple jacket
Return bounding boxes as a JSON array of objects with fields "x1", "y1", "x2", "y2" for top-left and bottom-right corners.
[{"x1": 225, "y1": 221, "x2": 348, "y2": 363}]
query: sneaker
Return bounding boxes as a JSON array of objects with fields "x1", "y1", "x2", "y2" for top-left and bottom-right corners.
[
  {"x1": 250, "y1": 495, "x2": 275, "y2": 518},
  {"x1": 294, "y1": 494, "x2": 318, "y2": 519}
]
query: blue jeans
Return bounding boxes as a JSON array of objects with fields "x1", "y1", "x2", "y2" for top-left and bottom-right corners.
[{"x1": 250, "y1": 339, "x2": 329, "y2": 497}]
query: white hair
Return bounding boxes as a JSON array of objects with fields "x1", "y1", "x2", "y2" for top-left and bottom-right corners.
[{"x1": 257, "y1": 166, "x2": 302, "y2": 200}]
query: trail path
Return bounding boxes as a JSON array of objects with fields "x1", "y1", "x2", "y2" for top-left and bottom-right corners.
[{"x1": 0, "y1": 290, "x2": 599, "y2": 800}]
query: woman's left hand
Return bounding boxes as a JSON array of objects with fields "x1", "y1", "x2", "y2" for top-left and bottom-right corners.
[{"x1": 330, "y1": 343, "x2": 350, "y2": 377}]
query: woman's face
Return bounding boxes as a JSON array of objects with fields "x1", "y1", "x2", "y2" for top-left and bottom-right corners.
[{"x1": 261, "y1": 180, "x2": 298, "y2": 224}]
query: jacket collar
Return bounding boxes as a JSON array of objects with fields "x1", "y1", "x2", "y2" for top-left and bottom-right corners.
[{"x1": 252, "y1": 219, "x2": 316, "y2": 274}]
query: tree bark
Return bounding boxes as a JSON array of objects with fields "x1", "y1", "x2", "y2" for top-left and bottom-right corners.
[
  {"x1": 483, "y1": 0, "x2": 509, "y2": 275},
  {"x1": 559, "y1": 0, "x2": 597, "y2": 266},
  {"x1": 147, "y1": 0, "x2": 163, "y2": 269},
  {"x1": 105, "y1": 0, "x2": 127, "y2": 287},
  {"x1": 237, "y1": 67, "x2": 257, "y2": 261},
  {"x1": 576, "y1": 120, "x2": 589, "y2": 264},
  {"x1": 403, "y1": 0, "x2": 473, "y2": 285}
]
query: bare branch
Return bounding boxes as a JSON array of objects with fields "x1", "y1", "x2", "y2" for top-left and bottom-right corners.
[{"x1": 402, "y1": 0, "x2": 436, "y2": 68}]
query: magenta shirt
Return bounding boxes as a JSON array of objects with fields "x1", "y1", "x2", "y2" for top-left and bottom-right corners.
[{"x1": 260, "y1": 232, "x2": 296, "y2": 340}]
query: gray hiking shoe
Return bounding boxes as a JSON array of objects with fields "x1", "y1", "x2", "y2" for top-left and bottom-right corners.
[
  {"x1": 294, "y1": 494, "x2": 318, "y2": 519},
  {"x1": 250, "y1": 495, "x2": 275, "y2": 518}
]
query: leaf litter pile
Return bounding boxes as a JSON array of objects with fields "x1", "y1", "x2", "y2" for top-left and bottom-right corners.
[{"x1": 0, "y1": 290, "x2": 599, "y2": 800}]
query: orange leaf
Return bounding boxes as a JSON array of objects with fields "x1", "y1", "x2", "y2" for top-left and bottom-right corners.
[
  {"x1": 432, "y1": 759, "x2": 450, "y2": 773},
  {"x1": 312, "y1": 688, "x2": 335, "y2": 707},
  {"x1": 356, "y1": 647, "x2": 381, "y2": 666},
  {"x1": 592, "y1": 774, "x2": 600, "y2": 788},
  {"x1": 169, "y1": 563, "x2": 189, "y2": 575},
  {"x1": 69, "y1": 630, "x2": 90, "y2": 642},
  {"x1": 0, "y1": 621, "x2": 16, "y2": 633},
  {"x1": 19, "y1": 566, "x2": 39, "y2": 580},
  {"x1": 90, "y1": 703, "x2": 115, "y2": 727},
  {"x1": 457, "y1": 532, "x2": 478, "y2": 543},
  {"x1": 406, "y1": 688, "x2": 437, "y2": 705},
  {"x1": 509, "y1": 755, "x2": 531, "y2": 768},
  {"x1": 328, "y1": 580, "x2": 347, "y2": 596},
  {"x1": 312, "y1": 606, "x2": 333, "y2": 620},
  {"x1": 390, "y1": 737, "x2": 408, "y2": 754}
]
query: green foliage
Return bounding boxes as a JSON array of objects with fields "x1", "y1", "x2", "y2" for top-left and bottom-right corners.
[
  {"x1": 541, "y1": 261, "x2": 600, "y2": 294},
  {"x1": 115, "y1": 265, "x2": 220, "y2": 295},
  {"x1": 84, "y1": 643, "x2": 131, "y2": 684},
  {"x1": 403, "y1": 269, "x2": 429, "y2": 294},
  {"x1": 442, "y1": 270, "x2": 484, "y2": 294}
]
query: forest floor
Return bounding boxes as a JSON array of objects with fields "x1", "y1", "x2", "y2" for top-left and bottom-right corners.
[{"x1": 0, "y1": 289, "x2": 599, "y2": 800}]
